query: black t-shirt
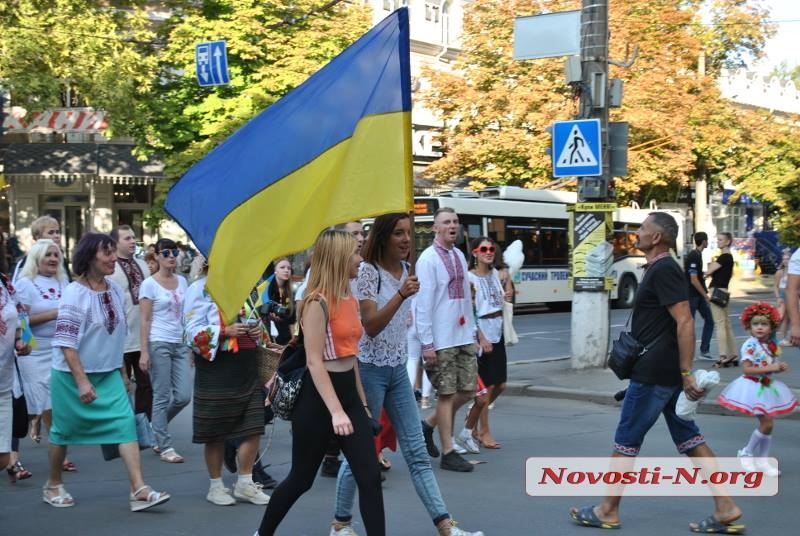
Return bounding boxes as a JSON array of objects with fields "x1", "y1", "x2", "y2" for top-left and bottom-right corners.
[
  {"x1": 631, "y1": 257, "x2": 687, "y2": 386},
  {"x1": 684, "y1": 248, "x2": 707, "y2": 297},
  {"x1": 709, "y1": 252, "x2": 734, "y2": 289}
]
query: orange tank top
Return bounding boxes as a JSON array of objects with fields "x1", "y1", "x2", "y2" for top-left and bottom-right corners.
[{"x1": 322, "y1": 295, "x2": 362, "y2": 361}]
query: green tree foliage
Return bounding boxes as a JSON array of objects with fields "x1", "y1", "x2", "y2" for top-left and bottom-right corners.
[
  {"x1": 132, "y1": 0, "x2": 372, "y2": 228},
  {"x1": 421, "y1": 0, "x2": 783, "y2": 207},
  {"x1": 0, "y1": 0, "x2": 158, "y2": 135}
]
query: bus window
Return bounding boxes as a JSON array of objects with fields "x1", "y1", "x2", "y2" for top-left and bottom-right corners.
[
  {"x1": 540, "y1": 225, "x2": 569, "y2": 266},
  {"x1": 506, "y1": 223, "x2": 541, "y2": 267},
  {"x1": 612, "y1": 223, "x2": 644, "y2": 260}
]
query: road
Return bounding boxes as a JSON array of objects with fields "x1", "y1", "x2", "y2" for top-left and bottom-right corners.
[{"x1": 507, "y1": 295, "x2": 765, "y2": 364}]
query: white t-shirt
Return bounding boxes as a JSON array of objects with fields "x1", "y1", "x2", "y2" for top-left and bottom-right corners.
[
  {"x1": 789, "y1": 249, "x2": 800, "y2": 278},
  {"x1": 138, "y1": 276, "x2": 187, "y2": 343}
]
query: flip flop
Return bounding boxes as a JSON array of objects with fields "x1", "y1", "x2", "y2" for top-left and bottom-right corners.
[
  {"x1": 569, "y1": 505, "x2": 621, "y2": 529},
  {"x1": 689, "y1": 515, "x2": 746, "y2": 534},
  {"x1": 62, "y1": 460, "x2": 77, "y2": 472}
]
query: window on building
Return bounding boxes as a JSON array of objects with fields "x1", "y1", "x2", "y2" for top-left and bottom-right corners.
[
  {"x1": 383, "y1": 0, "x2": 408, "y2": 11},
  {"x1": 442, "y1": 1, "x2": 451, "y2": 44},
  {"x1": 425, "y1": 2, "x2": 440, "y2": 23}
]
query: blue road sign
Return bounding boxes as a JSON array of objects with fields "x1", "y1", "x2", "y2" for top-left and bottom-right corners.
[
  {"x1": 196, "y1": 41, "x2": 230, "y2": 87},
  {"x1": 552, "y1": 118, "x2": 602, "y2": 177}
]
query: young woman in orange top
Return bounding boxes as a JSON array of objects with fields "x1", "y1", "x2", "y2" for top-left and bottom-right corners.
[{"x1": 256, "y1": 230, "x2": 384, "y2": 536}]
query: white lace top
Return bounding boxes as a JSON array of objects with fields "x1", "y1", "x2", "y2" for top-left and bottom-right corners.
[{"x1": 355, "y1": 262, "x2": 411, "y2": 367}]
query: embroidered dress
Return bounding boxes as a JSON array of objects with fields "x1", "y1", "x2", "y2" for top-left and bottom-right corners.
[
  {"x1": 718, "y1": 336, "x2": 798, "y2": 416},
  {"x1": 14, "y1": 275, "x2": 65, "y2": 413}
]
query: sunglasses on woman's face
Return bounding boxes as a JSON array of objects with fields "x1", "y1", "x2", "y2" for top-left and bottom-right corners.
[
  {"x1": 160, "y1": 249, "x2": 180, "y2": 258},
  {"x1": 475, "y1": 245, "x2": 495, "y2": 254}
]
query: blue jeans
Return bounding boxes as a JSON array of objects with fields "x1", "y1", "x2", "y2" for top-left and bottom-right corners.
[
  {"x1": 614, "y1": 381, "x2": 705, "y2": 456},
  {"x1": 335, "y1": 362, "x2": 449, "y2": 525},
  {"x1": 688, "y1": 296, "x2": 713, "y2": 353},
  {"x1": 149, "y1": 341, "x2": 192, "y2": 451}
]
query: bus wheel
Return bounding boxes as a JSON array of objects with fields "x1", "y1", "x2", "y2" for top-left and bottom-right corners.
[{"x1": 614, "y1": 275, "x2": 637, "y2": 309}]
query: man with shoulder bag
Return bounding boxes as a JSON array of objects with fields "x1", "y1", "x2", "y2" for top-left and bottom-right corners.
[{"x1": 571, "y1": 213, "x2": 745, "y2": 534}]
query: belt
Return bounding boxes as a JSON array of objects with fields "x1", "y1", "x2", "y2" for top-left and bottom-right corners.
[{"x1": 480, "y1": 310, "x2": 503, "y2": 320}]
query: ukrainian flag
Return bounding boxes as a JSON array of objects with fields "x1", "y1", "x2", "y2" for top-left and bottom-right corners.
[{"x1": 166, "y1": 8, "x2": 412, "y2": 321}]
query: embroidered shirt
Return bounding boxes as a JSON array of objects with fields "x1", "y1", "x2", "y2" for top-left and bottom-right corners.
[
  {"x1": 468, "y1": 269, "x2": 504, "y2": 344},
  {"x1": 740, "y1": 336, "x2": 778, "y2": 371},
  {"x1": 356, "y1": 262, "x2": 411, "y2": 367},
  {"x1": 415, "y1": 241, "x2": 476, "y2": 352},
  {"x1": 15, "y1": 275, "x2": 63, "y2": 351},
  {"x1": 52, "y1": 280, "x2": 127, "y2": 373},
  {"x1": 109, "y1": 257, "x2": 149, "y2": 353},
  {"x1": 0, "y1": 278, "x2": 20, "y2": 392}
]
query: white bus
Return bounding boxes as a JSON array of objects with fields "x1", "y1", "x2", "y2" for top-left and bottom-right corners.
[{"x1": 400, "y1": 186, "x2": 684, "y2": 309}]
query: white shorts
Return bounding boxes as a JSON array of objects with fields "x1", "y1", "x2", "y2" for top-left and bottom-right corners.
[{"x1": 0, "y1": 390, "x2": 12, "y2": 453}]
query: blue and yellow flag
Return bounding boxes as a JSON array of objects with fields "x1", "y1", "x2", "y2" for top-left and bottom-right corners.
[{"x1": 166, "y1": 8, "x2": 413, "y2": 320}]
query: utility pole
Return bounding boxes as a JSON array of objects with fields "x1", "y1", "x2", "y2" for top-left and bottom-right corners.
[
  {"x1": 570, "y1": 0, "x2": 611, "y2": 369},
  {"x1": 694, "y1": 50, "x2": 709, "y2": 236}
]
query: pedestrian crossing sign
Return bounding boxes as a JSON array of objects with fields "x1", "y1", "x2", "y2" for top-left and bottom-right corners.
[{"x1": 552, "y1": 119, "x2": 602, "y2": 177}]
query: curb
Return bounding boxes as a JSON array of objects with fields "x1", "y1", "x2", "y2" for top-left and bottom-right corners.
[{"x1": 505, "y1": 382, "x2": 800, "y2": 420}]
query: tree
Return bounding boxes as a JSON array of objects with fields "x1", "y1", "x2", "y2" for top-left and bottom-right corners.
[
  {"x1": 421, "y1": 0, "x2": 774, "y2": 206},
  {"x1": 130, "y1": 0, "x2": 372, "y2": 228},
  {"x1": 0, "y1": 0, "x2": 158, "y2": 136}
]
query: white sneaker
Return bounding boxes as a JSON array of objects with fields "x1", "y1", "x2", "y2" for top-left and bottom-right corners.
[
  {"x1": 455, "y1": 429, "x2": 480, "y2": 454},
  {"x1": 234, "y1": 480, "x2": 270, "y2": 505},
  {"x1": 330, "y1": 522, "x2": 359, "y2": 536},
  {"x1": 451, "y1": 438, "x2": 468, "y2": 455},
  {"x1": 441, "y1": 520, "x2": 484, "y2": 536},
  {"x1": 755, "y1": 458, "x2": 781, "y2": 476},
  {"x1": 207, "y1": 486, "x2": 235, "y2": 506},
  {"x1": 737, "y1": 449, "x2": 756, "y2": 472},
  {"x1": 779, "y1": 338, "x2": 792, "y2": 347},
  {"x1": 420, "y1": 397, "x2": 431, "y2": 409}
]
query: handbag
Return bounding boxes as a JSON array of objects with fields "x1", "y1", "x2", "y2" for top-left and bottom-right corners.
[
  {"x1": 257, "y1": 344, "x2": 282, "y2": 386},
  {"x1": 709, "y1": 287, "x2": 730, "y2": 307},
  {"x1": 267, "y1": 298, "x2": 328, "y2": 421},
  {"x1": 608, "y1": 331, "x2": 646, "y2": 380},
  {"x1": 12, "y1": 357, "x2": 28, "y2": 439}
]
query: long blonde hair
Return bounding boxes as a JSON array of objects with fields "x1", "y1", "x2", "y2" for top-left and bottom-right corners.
[
  {"x1": 19, "y1": 239, "x2": 68, "y2": 282},
  {"x1": 304, "y1": 230, "x2": 356, "y2": 314}
]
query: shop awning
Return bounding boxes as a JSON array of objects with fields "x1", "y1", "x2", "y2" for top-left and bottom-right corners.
[{"x1": 3, "y1": 143, "x2": 165, "y2": 185}]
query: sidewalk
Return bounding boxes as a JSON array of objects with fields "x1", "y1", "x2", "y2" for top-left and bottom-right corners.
[{"x1": 506, "y1": 275, "x2": 800, "y2": 420}]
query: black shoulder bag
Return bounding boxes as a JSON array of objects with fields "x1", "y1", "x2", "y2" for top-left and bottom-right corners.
[
  {"x1": 267, "y1": 298, "x2": 329, "y2": 420},
  {"x1": 607, "y1": 310, "x2": 664, "y2": 381}
]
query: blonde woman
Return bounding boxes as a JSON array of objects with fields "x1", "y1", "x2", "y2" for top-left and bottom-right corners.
[
  {"x1": 256, "y1": 230, "x2": 384, "y2": 536},
  {"x1": 707, "y1": 233, "x2": 738, "y2": 367},
  {"x1": 13, "y1": 239, "x2": 73, "y2": 475}
]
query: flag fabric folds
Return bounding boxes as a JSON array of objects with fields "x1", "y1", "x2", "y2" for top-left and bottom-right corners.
[{"x1": 166, "y1": 8, "x2": 413, "y2": 321}]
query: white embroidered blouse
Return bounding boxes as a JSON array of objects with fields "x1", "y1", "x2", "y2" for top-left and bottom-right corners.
[{"x1": 52, "y1": 279, "x2": 127, "y2": 373}]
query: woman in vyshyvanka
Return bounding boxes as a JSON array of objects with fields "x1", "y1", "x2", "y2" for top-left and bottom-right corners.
[
  {"x1": 718, "y1": 302, "x2": 797, "y2": 477},
  {"x1": 46, "y1": 233, "x2": 169, "y2": 511},
  {"x1": 182, "y1": 259, "x2": 270, "y2": 507}
]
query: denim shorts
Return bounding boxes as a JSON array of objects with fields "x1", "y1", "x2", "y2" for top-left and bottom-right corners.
[{"x1": 614, "y1": 381, "x2": 705, "y2": 456}]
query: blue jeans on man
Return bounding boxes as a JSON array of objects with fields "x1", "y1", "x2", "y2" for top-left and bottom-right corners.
[{"x1": 688, "y1": 296, "x2": 713, "y2": 355}]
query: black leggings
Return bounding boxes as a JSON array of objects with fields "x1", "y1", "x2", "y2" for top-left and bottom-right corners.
[{"x1": 257, "y1": 369, "x2": 384, "y2": 535}]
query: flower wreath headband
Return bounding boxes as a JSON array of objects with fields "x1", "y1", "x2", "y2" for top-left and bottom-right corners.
[{"x1": 740, "y1": 302, "x2": 781, "y2": 329}]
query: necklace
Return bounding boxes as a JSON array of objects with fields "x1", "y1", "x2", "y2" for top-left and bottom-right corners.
[
  {"x1": 84, "y1": 275, "x2": 108, "y2": 292},
  {"x1": 32, "y1": 276, "x2": 62, "y2": 300}
]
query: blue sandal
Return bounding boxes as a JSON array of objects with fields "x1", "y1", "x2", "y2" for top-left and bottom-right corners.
[
  {"x1": 569, "y1": 505, "x2": 621, "y2": 529},
  {"x1": 689, "y1": 515, "x2": 745, "y2": 534}
]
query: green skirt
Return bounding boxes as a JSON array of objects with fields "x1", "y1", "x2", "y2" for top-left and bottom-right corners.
[{"x1": 50, "y1": 369, "x2": 136, "y2": 446}]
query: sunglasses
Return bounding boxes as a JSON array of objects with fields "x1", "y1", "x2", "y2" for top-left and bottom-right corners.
[
  {"x1": 160, "y1": 249, "x2": 180, "y2": 258},
  {"x1": 474, "y1": 245, "x2": 496, "y2": 254}
]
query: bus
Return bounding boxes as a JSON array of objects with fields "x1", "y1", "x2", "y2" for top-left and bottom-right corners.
[{"x1": 396, "y1": 186, "x2": 684, "y2": 309}]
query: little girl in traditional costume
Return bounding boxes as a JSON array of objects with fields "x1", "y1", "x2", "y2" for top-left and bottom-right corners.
[{"x1": 718, "y1": 302, "x2": 797, "y2": 476}]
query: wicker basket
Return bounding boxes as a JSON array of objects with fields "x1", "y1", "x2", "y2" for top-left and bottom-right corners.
[{"x1": 257, "y1": 344, "x2": 283, "y2": 385}]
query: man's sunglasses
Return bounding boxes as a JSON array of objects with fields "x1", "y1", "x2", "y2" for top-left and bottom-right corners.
[
  {"x1": 160, "y1": 249, "x2": 180, "y2": 258},
  {"x1": 474, "y1": 245, "x2": 496, "y2": 254}
]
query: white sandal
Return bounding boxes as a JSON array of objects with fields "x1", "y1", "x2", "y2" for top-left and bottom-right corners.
[
  {"x1": 43, "y1": 483, "x2": 75, "y2": 508},
  {"x1": 129, "y1": 485, "x2": 170, "y2": 512},
  {"x1": 159, "y1": 448, "x2": 184, "y2": 463}
]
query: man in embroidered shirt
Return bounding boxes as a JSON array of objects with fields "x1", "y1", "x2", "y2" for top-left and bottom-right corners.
[
  {"x1": 569, "y1": 213, "x2": 744, "y2": 533},
  {"x1": 109, "y1": 225, "x2": 152, "y2": 419},
  {"x1": 415, "y1": 207, "x2": 478, "y2": 473}
]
